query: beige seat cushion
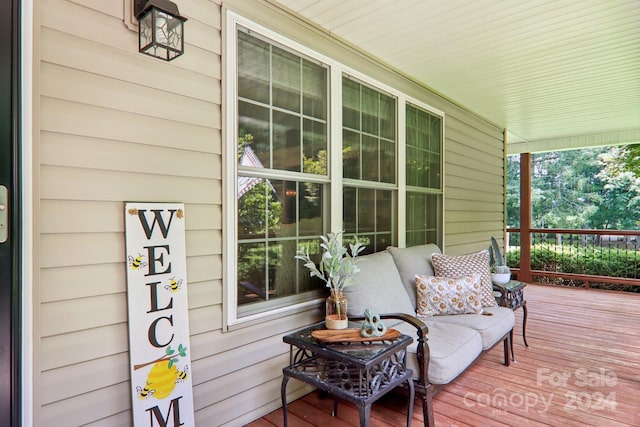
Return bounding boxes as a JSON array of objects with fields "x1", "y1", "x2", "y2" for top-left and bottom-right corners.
[
  {"x1": 427, "y1": 306, "x2": 515, "y2": 350},
  {"x1": 393, "y1": 321, "x2": 483, "y2": 385}
]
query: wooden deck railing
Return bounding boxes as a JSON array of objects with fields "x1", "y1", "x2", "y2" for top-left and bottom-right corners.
[{"x1": 506, "y1": 228, "x2": 640, "y2": 290}]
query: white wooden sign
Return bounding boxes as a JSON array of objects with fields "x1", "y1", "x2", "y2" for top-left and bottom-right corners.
[{"x1": 125, "y1": 202, "x2": 195, "y2": 427}]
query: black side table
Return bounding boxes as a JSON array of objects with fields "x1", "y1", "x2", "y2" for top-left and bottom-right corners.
[
  {"x1": 493, "y1": 280, "x2": 529, "y2": 361},
  {"x1": 281, "y1": 322, "x2": 414, "y2": 427}
]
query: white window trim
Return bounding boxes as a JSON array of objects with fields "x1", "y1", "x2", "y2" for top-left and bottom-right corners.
[{"x1": 223, "y1": 11, "x2": 445, "y2": 328}]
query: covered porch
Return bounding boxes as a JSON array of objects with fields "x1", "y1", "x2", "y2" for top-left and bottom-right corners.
[{"x1": 249, "y1": 284, "x2": 640, "y2": 426}]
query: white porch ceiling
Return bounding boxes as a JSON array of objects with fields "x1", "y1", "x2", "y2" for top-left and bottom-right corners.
[{"x1": 269, "y1": 0, "x2": 640, "y2": 153}]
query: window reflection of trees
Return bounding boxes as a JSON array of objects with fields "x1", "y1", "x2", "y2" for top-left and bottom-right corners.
[{"x1": 237, "y1": 134, "x2": 325, "y2": 306}]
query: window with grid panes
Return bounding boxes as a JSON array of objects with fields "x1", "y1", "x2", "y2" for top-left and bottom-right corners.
[
  {"x1": 342, "y1": 77, "x2": 397, "y2": 253},
  {"x1": 236, "y1": 29, "x2": 329, "y2": 317},
  {"x1": 406, "y1": 103, "x2": 443, "y2": 247},
  {"x1": 227, "y1": 16, "x2": 444, "y2": 322}
]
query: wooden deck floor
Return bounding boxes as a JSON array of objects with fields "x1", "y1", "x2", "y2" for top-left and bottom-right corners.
[{"x1": 247, "y1": 284, "x2": 640, "y2": 426}]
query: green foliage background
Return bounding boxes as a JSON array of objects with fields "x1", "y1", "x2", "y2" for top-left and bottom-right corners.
[
  {"x1": 507, "y1": 246, "x2": 640, "y2": 293},
  {"x1": 507, "y1": 146, "x2": 640, "y2": 229},
  {"x1": 507, "y1": 145, "x2": 640, "y2": 292}
]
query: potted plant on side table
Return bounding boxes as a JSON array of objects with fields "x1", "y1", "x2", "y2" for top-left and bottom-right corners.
[
  {"x1": 295, "y1": 232, "x2": 365, "y2": 329},
  {"x1": 489, "y1": 236, "x2": 512, "y2": 285}
]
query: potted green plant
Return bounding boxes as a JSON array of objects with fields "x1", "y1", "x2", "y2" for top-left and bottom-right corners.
[
  {"x1": 489, "y1": 236, "x2": 512, "y2": 284},
  {"x1": 295, "y1": 232, "x2": 365, "y2": 329}
]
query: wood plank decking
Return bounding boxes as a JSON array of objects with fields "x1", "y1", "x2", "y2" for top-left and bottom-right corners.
[{"x1": 247, "y1": 284, "x2": 640, "y2": 426}]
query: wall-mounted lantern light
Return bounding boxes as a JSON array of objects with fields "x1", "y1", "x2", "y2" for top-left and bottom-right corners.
[{"x1": 134, "y1": 0, "x2": 187, "y2": 61}]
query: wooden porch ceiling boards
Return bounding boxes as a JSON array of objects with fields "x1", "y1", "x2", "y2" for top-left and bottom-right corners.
[
  {"x1": 269, "y1": 1, "x2": 640, "y2": 153},
  {"x1": 248, "y1": 284, "x2": 640, "y2": 426}
]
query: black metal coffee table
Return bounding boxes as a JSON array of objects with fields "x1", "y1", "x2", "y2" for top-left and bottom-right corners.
[{"x1": 281, "y1": 321, "x2": 414, "y2": 427}]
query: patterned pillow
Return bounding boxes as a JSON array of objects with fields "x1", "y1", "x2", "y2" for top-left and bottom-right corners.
[
  {"x1": 415, "y1": 274, "x2": 483, "y2": 316},
  {"x1": 431, "y1": 250, "x2": 497, "y2": 307}
]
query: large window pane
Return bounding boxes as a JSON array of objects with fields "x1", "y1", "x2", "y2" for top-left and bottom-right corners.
[
  {"x1": 405, "y1": 103, "x2": 442, "y2": 247},
  {"x1": 342, "y1": 77, "x2": 396, "y2": 184},
  {"x1": 406, "y1": 104, "x2": 441, "y2": 189}
]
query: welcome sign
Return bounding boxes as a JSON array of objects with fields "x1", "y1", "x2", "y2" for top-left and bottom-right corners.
[{"x1": 125, "y1": 202, "x2": 195, "y2": 426}]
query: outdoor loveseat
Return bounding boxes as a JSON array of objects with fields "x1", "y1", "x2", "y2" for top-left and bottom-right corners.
[{"x1": 344, "y1": 244, "x2": 515, "y2": 427}]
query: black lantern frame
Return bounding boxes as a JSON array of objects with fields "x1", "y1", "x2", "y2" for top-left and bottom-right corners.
[{"x1": 134, "y1": 0, "x2": 187, "y2": 61}]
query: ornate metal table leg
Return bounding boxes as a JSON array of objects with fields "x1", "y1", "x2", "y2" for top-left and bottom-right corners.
[
  {"x1": 522, "y1": 301, "x2": 529, "y2": 347},
  {"x1": 359, "y1": 403, "x2": 371, "y2": 427},
  {"x1": 281, "y1": 374, "x2": 290, "y2": 426},
  {"x1": 510, "y1": 329, "x2": 515, "y2": 361}
]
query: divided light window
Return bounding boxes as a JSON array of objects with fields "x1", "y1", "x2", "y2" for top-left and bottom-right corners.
[
  {"x1": 406, "y1": 104, "x2": 443, "y2": 247},
  {"x1": 228, "y1": 17, "x2": 444, "y2": 322},
  {"x1": 342, "y1": 77, "x2": 397, "y2": 253},
  {"x1": 236, "y1": 29, "x2": 329, "y2": 317}
]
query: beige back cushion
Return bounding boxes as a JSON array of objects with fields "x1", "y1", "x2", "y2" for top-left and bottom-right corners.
[
  {"x1": 343, "y1": 250, "x2": 414, "y2": 320},
  {"x1": 387, "y1": 244, "x2": 442, "y2": 308}
]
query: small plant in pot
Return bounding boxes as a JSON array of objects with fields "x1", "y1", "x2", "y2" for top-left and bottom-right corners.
[
  {"x1": 489, "y1": 236, "x2": 512, "y2": 285},
  {"x1": 295, "y1": 232, "x2": 365, "y2": 329}
]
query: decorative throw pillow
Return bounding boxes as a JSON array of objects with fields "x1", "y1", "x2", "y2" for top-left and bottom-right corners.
[
  {"x1": 415, "y1": 274, "x2": 483, "y2": 316},
  {"x1": 431, "y1": 250, "x2": 497, "y2": 307}
]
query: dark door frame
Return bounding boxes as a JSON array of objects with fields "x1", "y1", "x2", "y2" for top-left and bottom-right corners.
[{"x1": 0, "y1": 0, "x2": 21, "y2": 425}]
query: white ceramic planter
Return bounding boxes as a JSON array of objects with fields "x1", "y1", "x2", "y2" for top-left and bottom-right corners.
[{"x1": 491, "y1": 272, "x2": 512, "y2": 285}]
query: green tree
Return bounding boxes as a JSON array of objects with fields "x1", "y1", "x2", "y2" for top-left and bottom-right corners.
[
  {"x1": 620, "y1": 143, "x2": 640, "y2": 175},
  {"x1": 529, "y1": 149, "x2": 603, "y2": 228},
  {"x1": 594, "y1": 147, "x2": 640, "y2": 229},
  {"x1": 507, "y1": 146, "x2": 640, "y2": 230}
]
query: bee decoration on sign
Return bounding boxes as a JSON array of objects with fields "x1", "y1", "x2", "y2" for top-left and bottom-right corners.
[
  {"x1": 175, "y1": 365, "x2": 189, "y2": 383},
  {"x1": 136, "y1": 383, "x2": 156, "y2": 400},
  {"x1": 128, "y1": 253, "x2": 148, "y2": 271},
  {"x1": 164, "y1": 277, "x2": 183, "y2": 293}
]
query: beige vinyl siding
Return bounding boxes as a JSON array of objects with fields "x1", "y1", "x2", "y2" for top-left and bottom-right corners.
[
  {"x1": 444, "y1": 114, "x2": 506, "y2": 254},
  {"x1": 33, "y1": 1, "x2": 504, "y2": 426},
  {"x1": 36, "y1": 0, "x2": 230, "y2": 425}
]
